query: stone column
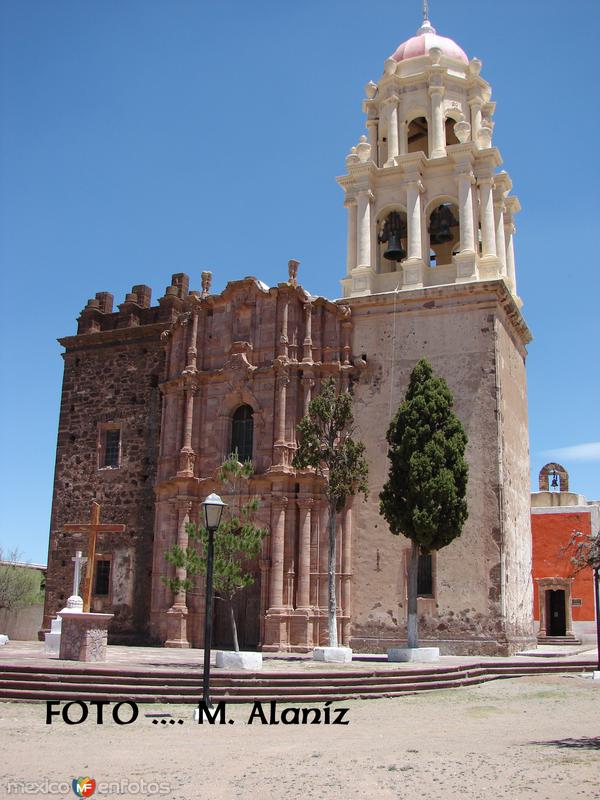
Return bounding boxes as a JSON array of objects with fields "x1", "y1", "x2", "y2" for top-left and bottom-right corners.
[
  {"x1": 399, "y1": 120, "x2": 408, "y2": 155},
  {"x1": 177, "y1": 381, "x2": 197, "y2": 476},
  {"x1": 455, "y1": 167, "x2": 477, "y2": 281},
  {"x1": 565, "y1": 582, "x2": 575, "y2": 637},
  {"x1": 309, "y1": 502, "x2": 320, "y2": 608},
  {"x1": 538, "y1": 585, "x2": 547, "y2": 637},
  {"x1": 406, "y1": 180, "x2": 424, "y2": 260},
  {"x1": 301, "y1": 374, "x2": 315, "y2": 417},
  {"x1": 340, "y1": 309, "x2": 352, "y2": 366},
  {"x1": 341, "y1": 504, "x2": 352, "y2": 645},
  {"x1": 385, "y1": 99, "x2": 399, "y2": 166},
  {"x1": 165, "y1": 499, "x2": 192, "y2": 648},
  {"x1": 345, "y1": 198, "x2": 357, "y2": 274},
  {"x1": 279, "y1": 298, "x2": 289, "y2": 358},
  {"x1": 296, "y1": 499, "x2": 313, "y2": 610},
  {"x1": 429, "y1": 86, "x2": 446, "y2": 158},
  {"x1": 505, "y1": 221, "x2": 517, "y2": 294},
  {"x1": 318, "y1": 501, "x2": 329, "y2": 613},
  {"x1": 276, "y1": 370, "x2": 287, "y2": 442},
  {"x1": 469, "y1": 97, "x2": 483, "y2": 142},
  {"x1": 268, "y1": 497, "x2": 287, "y2": 611},
  {"x1": 458, "y1": 170, "x2": 476, "y2": 254},
  {"x1": 494, "y1": 197, "x2": 507, "y2": 276},
  {"x1": 185, "y1": 309, "x2": 199, "y2": 371},
  {"x1": 356, "y1": 190, "x2": 373, "y2": 269},
  {"x1": 478, "y1": 175, "x2": 497, "y2": 258},
  {"x1": 366, "y1": 119, "x2": 378, "y2": 166},
  {"x1": 403, "y1": 179, "x2": 425, "y2": 288},
  {"x1": 273, "y1": 369, "x2": 290, "y2": 466},
  {"x1": 302, "y1": 302, "x2": 313, "y2": 362}
]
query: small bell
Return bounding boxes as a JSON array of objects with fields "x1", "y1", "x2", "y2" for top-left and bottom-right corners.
[
  {"x1": 550, "y1": 471, "x2": 559, "y2": 489},
  {"x1": 379, "y1": 211, "x2": 407, "y2": 262},
  {"x1": 429, "y1": 204, "x2": 457, "y2": 245}
]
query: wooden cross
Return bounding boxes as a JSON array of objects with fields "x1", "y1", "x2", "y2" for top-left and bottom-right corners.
[{"x1": 63, "y1": 501, "x2": 126, "y2": 611}]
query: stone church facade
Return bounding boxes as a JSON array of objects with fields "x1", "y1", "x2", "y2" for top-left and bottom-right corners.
[{"x1": 43, "y1": 15, "x2": 535, "y2": 655}]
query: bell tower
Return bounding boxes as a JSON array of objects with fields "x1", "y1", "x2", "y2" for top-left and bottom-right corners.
[
  {"x1": 339, "y1": 11, "x2": 520, "y2": 301},
  {"x1": 342, "y1": 11, "x2": 535, "y2": 655}
]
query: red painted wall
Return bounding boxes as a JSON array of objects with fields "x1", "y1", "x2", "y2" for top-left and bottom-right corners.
[{"x1": 531, "y1": 511, "x2": 595, "y2": 622}]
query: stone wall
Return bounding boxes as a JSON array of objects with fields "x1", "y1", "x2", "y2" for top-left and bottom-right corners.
[
  {"x1": 346, "y1": 280, "x2": 534, "y2": 654},
  {"x1": 0, "y1": 605, "x2": 43, "y2": 641},
  {"x1": 42, "y1": 320, "x2": 166, "y2": 643},
  {"x1": 495, "y1": 310, "x2": 534, "y2": 645}
]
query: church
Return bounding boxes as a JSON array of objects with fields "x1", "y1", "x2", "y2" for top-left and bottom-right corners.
[{"x1": 42, "y1": 13, "x2": 535, "y2": 655}]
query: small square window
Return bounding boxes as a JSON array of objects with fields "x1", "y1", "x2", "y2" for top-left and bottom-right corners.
[{"x1": 94, "y1": 560, "x2": 111, "y2": 596}]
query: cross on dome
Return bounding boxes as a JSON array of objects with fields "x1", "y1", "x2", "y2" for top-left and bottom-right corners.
[{"x1": 391, "y1": 2, "x2": 468, "y2": 64}]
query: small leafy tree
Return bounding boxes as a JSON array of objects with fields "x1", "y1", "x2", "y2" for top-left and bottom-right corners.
[
  {"x1": 380, "y1": 359, "x2": 468, "y2": 649},
  {"x1": 564, "y1": 529, "x2": 600, "y2": 669},
  {"x1": 293, "y1": 377, "x2": 368, "y2": 648},
  {"x1": 0, "y1": 549, "x2": 45, "y2": 610},
  {"x1": 163, "y1": 456, "x2": 268, "y2": 651},
  {"x1": 565, "y1": 530, "x2": 600, "y2": 575}
]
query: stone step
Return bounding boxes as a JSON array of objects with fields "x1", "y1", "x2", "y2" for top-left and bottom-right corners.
[
  {"x1": 0, "y1": 665, "x2": 480, "y2": 686},
  {"x1": 0, "y1": 660, "x2": 595, "y2": 704},
  {"x1": 0, "y1": 662, "x2": 471, "y2": 681},
  {"x1": 536, "y1": 637, "x2": 582, "y2": 645},
  {"x1": 0, "y1": 669, "x2": 481, "y2": 696},
  {"x1": 0, "y1": 674, "x2": 502, "y2": 704}
]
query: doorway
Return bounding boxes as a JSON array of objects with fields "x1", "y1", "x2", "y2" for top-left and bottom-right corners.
[{"x1": 546, "y1": 589, "x2": 567, "y2": 636}]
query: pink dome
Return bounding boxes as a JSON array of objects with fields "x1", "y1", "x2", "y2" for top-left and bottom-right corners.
[{"x1": 391, "y1": 20, "x2": 468, "y2": 64}]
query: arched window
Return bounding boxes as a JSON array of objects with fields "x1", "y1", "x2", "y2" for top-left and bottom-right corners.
[
  {"x1": 230, "y1": 405, "x2": 254, "y2": 462},
  {"x1": 407, "y1": 116, "x2": 429, "y2": 156},
  {"x1": 427, "y1": 202, "x2": 460, "y2": 268},
  {"x1": 444, "y1": 117, "x2": 460, "y2": 147},
  {"x1": 377, "y1": 210, "x2": 407, "y2": 273}
]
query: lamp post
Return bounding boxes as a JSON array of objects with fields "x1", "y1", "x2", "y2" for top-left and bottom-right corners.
[{"x1": 201, "y1": 492, "x2": 227, "y2": 708}]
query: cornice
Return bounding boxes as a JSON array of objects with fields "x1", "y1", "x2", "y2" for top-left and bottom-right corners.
[
  {"x1": 339, "y1": 279, "x2": 531, "y2": 347},
  {"x1": 59, "y1": 322, "x2": 170, "y2": 352}
]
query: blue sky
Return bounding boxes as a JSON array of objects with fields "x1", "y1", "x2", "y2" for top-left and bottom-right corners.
[{"x1": 1, "y1": 0, "x2": 599, "y2": 563}]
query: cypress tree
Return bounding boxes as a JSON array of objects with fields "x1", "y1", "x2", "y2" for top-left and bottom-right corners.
[{"x1": 380, "y1": 358, "x2": 468, "y2": 649}]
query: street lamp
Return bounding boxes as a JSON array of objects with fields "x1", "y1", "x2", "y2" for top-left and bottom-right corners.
[{"x1": 201, "y1": 492, "x2": 227, "y2": 708}]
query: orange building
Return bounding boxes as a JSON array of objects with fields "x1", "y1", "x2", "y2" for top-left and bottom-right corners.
[{"x1": 531, "y1": 463, "x2": 599, "y2": 644}]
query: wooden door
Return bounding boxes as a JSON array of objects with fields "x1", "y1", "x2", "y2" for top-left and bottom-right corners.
[{"x1": 547, "y1": 589, "x2": 566, "y2": 636}]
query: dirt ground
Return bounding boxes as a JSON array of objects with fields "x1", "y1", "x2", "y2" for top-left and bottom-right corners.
[{"x1": 0, "y1": 673, "x2": 599, "y2": 799}]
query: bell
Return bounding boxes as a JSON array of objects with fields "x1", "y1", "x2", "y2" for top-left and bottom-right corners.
[
  {"x1": 379, "y1": 211, "x2": 407, "y2": 262},
  {"x1": 383, "y1": 232, "x2": 406, "y2": 262},
  {"x1": 550, "y1": 471, "x2": 559, "y2": 489},
  {"x1": 429, "y1": 205, "x2": 457, "y2": 245}
]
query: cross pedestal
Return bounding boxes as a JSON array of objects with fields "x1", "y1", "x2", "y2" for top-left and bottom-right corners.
[{"x1": 58, "y1": 611, "x2": 114, "y2": 662}]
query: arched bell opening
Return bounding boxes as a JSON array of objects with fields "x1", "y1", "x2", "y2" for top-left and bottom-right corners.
[
  {"x1": 427, "y1": 202, "x2": 460, "y2": 267},
  {"x1": 376, "y1": 210, "x2": 408, "y2": 273},
  {"x1": 539, "y1": 462, "x2": 569, "y2": 493},
  {"x1": 407, "y1": 116, "x2": 429, "y2": 156},
  {"x1": 445, "y1": 116, "x2": 460, "y2": 147}
]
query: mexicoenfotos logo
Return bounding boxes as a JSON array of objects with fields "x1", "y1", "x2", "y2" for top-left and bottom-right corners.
[{"x1": 72, "y1": 777, "x2": 96, "y2": 797}]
